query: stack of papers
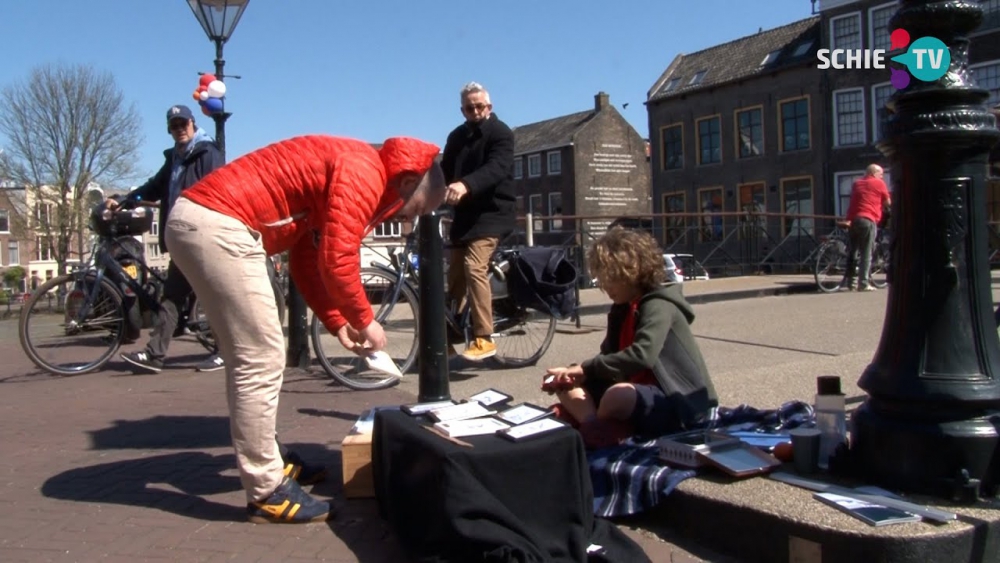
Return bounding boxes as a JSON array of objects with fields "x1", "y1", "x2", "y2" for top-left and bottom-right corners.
[
  {"x1": 433, "y1": 417, "x2": 511, "y2": 438},
  {"x1": 428, "y1": 401, "x2": 495, "y2": 422}
]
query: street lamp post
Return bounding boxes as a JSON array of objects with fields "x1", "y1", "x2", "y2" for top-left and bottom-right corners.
[
  {"x1": 186, "y1": 0, "x2": 249, "y2": 161},
  {"x1": 848, "y1": 0, "x2": 1000, "y2": 501}
]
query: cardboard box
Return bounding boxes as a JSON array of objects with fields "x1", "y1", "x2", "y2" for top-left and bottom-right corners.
[
  {"x1": 340, "y1": 407, "x2": 395, "y2": 499},
  {"x1": 341, "y1": 431, "x2": 374, "y2": 498}
]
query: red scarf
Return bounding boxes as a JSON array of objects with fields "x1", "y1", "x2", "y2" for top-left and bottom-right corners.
[{"x1": 618, "y1": 299, "x2": 656, "y2": 386}]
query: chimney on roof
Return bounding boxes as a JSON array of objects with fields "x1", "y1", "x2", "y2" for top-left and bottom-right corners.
[{"x1": 595, "y1": 91, "x2": 610, "y2": 112}]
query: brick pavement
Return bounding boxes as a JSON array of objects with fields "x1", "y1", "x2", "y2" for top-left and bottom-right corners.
[{"x1": 0, "y1": 324, "x2": 705, "y2": 563}]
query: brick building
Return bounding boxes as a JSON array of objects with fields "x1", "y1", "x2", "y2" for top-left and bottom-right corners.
[
  {"x1": 511, "y1": 92, "x2": 650, "y2": 247},
  {"x1": 647, "y1": 16, "x2": 823, "y2": 268},
  {"x1": 646, "y1": 0, "x2": 1000, "y2": 270}
]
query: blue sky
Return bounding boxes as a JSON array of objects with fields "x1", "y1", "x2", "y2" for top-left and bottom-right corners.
[{"x1": 1, "y1": 0, "x2": 814, "y2": 181}]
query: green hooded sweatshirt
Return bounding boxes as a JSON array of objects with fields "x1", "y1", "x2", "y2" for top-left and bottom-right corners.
[{"x1": 581, "y1": 284, "x2": 718, "y2": 432}]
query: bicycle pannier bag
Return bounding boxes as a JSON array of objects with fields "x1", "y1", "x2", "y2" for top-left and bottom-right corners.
[{"x1": 507, "y1": 247, "x2": 578, "y2": 319}]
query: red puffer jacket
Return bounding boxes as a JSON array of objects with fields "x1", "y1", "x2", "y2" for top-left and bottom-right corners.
[{"x1": 182, "y1": 135, "x2": 439, "y2": 332}]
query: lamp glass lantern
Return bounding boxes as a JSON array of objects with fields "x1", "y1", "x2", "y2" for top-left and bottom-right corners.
[{"x1": 186, "y1": 0, "x2": 249, "y2": 44}]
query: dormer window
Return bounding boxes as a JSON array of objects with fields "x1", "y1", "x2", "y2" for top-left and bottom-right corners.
[
  {"x1": 663, "y1": 77, "x2": 681, "y2": 92},
  {"x1": 761, "y1": 50, "x2": 782, "y2": 66},
  {"x1": 689, "y1": 70, "x2": 707, "y2": 85},
  {"x1": 791, "y1": 41, "x2": 814, "y2": 57}
]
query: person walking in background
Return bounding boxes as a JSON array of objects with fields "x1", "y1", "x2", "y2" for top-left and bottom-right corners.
[
  {"x1": 165, "y1": 135, "x2": 445, "y2": 524},
  {"x1": 543, "y1": 227, "x2": 718, "y2": 450},
  {"x1": 441, "y1": 82, "x2": 516, "y2": 361},
  {"x1": 839, "y1": 164, "x2": 891, "y2": 292},
  {"x1": 117, "y1": 104, "x2": 225, "y2": 373}
]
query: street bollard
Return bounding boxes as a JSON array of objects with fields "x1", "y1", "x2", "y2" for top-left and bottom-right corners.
[
  {"x1": 416, "y1": 212, "x2": 451, "y2": 402},
  {"x1": 847, "y1": 0, "x2": 1000, "y2": 501},
  {"x1": 285, "y1": 280, "x2": 310, "y2": 369}
]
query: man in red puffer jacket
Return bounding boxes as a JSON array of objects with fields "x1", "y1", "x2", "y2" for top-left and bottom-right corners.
[{"x1": 166, "y1": 135, "x2": 445, "y2": 524}]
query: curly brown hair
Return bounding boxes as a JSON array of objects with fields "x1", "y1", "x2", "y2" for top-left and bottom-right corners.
[{"x1": 587, "y1": 227, "x2": 666, "y2": 292}]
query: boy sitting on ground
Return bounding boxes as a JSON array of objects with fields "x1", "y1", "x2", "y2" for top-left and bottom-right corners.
[{"x1": 543, "y1": 227, "x2": 718, "y2": 449}]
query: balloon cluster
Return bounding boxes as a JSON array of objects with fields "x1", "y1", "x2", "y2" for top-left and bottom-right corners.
[{"x1": 191, "y1": 74, "x2": 227, "y2": 116}]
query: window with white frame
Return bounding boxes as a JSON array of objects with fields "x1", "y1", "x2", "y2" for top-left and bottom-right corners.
[
  {"x1": 373, "y1": 221, "x2": 402, "y2": 239},
  {"x1": 835, "y1": 171, "x2": 865, "y2": 216},
  {"x1": 547, "y1": 151, "x2": 561, "y2": 175},
  {"x1": 834, "y1": 89, "x2": 866, "y2": 146},
  {"x1": 836, "y1": 170, "x2": 894, "y2": 216},
  {"x1": 548, "y1": 192, "x2": 563, "y2": 231},
  {"x1": 870, "y1": 2, "x2": 897, "y2": 52},
  {"x1": 972, "y1": 61, "x2": 1000, "y2": 107},
  {"x1": 35, "y1": 237, "x2": 53, "y2": 261},
  {"x1": 8, "y1": 241, "x2": 18, "y2": 265},
  {"x1": 527, "y1": 154, "x2": 541, "y2": 178},
  {"x1": 147, "y1": 243, "x2": 160, "y2": 258},
  {"x1": 871, "y1": 83, "x2": 894, "y2": 142},
  {"x1": 831, "y1": 13, "x2": 862, "y2": 50},
  {"x1": 35, "y1": 203, "x2": 52, "y2": 228},
  {"x1": 0, "y1": 209, "x2": 9, "y2": 233},
  {"x1": 529, "y1": 194, "x2": 543, "y2": 232},
  {"x1": 151, "y1": 220, "x2": 159, "y2": 236},
  {"x1": 514, "y1": 157, "x2": 523, "y2": 179}
]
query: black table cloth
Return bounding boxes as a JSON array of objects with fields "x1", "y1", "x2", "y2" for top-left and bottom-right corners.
[{"x1": 372, "y1": 409, "x2": 649, "y2": 563}]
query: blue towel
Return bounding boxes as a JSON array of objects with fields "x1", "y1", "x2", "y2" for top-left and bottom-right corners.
[{"x1": 586, "y1": 401, "x2": 815, "y2": 518}]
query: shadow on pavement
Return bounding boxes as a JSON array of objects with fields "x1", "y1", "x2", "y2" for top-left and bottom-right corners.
[
  {"x1": 41, "y1": 451, "x2": 245, "y2": 522},
  {"x1": 87, "y1": 415, "x2": 232, "y2": 450},
  {"x1": 297, "y1": 407, "x2": 358, "y2": 422}
]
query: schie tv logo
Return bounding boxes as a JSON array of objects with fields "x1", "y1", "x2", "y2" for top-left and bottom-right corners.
[{"x1": 817, "y1": 29, "x2": 950, "y2": 89}]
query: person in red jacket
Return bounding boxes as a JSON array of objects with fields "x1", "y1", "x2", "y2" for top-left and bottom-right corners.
[
  {"x1": 165, "y1": 135, "x2": 445, "y2": 524},
  {"x1": 840, "y1": 164, "x2": 891, "y2": 292}
]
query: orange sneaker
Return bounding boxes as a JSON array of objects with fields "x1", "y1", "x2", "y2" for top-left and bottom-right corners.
[{"x1": 461, "y1": 337, "x2": 497, "y2": 361}]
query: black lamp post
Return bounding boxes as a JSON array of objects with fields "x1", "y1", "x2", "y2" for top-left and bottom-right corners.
[
  {"x1": 848, "y1": 0, "x2": 1000, "y2": 501},
  {"x1": 186, "y1": 0, "x2": 249, "y2": 161}
]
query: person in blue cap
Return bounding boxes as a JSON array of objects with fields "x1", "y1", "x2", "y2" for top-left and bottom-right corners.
[{"x1": 114, "y1": 104, "x2": 225, "y2": 373}]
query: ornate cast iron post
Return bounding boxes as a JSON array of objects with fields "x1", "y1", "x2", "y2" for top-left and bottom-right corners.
[{"x1": 849, "y1": 0, "x2": 1000, "y2": 501}]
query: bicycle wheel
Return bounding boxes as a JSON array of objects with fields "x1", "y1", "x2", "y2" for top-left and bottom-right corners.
[
  {"x1": 19, "y1": 273, "x2": 126, "y2": 375},
  {"x1": 491, "y1": 297, "x2": 557, "y2": 368},
  {"x1": 869, "y1": 242, "x2": 889, "y2": 289},
  {"x1": 188, "y1": 296, "x2": 216, "y2": 353},
  {"x1": 814, "y1": 241, "x2": 847, "y2": 293},
  {"x1": 311, "y1": 268, "x2": 419, "y2": 390}
]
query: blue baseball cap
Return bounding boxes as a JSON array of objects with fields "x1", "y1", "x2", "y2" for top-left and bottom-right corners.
[{"x1": 166, "y1": 105, "x2": 194, "y2": 123}]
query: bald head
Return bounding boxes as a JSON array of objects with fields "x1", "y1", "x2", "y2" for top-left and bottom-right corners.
[{"x1": 866, "y1": 164, "x2": 884, "y2": 178}]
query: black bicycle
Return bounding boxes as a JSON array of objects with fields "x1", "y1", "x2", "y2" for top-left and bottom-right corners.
[
  {"x1": 309, "y1": 229, "x2": 558, "y2": 390},
  {"x1": 814, "y1": 222, "x2": 890, "y2": 293}
]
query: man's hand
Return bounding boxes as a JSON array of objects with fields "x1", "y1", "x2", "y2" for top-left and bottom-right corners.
[
  {"x1": 360, "y1": 320, "x2": 387, "y2": 352},
  {"x1": 336, "y1": 324, "x2": 367, "y2": 356},
  {"x1": 444, "y1": 182, "x2": 468, "y2": 205},
  {"x1": 105, "y1": 198, "x2": 120, "y2": 210}
]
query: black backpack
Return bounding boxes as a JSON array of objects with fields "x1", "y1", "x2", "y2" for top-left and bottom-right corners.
[{"x1": 507, "y1": 247, "x2": 578, "y2": 319}]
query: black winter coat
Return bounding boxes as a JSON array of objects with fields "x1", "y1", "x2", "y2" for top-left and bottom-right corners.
[
  {"x1": 126, "y1": 137, "x2": 223, "y2": 252},
  {"x1": 441, "y1": 113, "x2": 516, "y2": 243}
]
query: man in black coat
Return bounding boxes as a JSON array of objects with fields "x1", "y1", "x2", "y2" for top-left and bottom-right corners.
[
  {"x1": 441, "y1": 82, "x2": 515, "y2": 361},
  {"x1": 118, "y1": 104, "x2": 224, "y2": 373}
]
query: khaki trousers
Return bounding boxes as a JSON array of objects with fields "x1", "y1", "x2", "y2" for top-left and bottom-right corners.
[
  {"x1": 448, "y1": 237, "x2": 498, "y2": 338},
  {"x1": 165, "y1": 198, "x2": 285, "y2": 502}
]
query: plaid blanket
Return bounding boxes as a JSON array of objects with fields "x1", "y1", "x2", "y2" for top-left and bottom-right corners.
[{"x1": 587, "y1": 401, "x2": 815, "y2": 518}]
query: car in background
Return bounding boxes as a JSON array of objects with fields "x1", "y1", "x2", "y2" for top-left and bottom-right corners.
[
  {"x1": 662, "y1": 254, "x2": 684, "y2": 284},
  {"x1": 665, "y1": 253, "x2": 710, "y2": 281}
]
